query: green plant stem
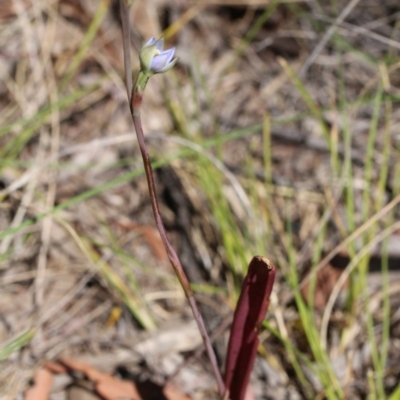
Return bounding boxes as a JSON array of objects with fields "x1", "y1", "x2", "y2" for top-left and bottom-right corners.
[{"x1": 130, "y1": 87, "x2": 225, "y2": 396}]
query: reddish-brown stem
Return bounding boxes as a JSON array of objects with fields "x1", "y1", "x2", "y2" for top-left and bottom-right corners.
[
  {"x1": 130, "y1": 90, "x2": 225, "y2": 396},
  {"x1": 118, "y1": 3, "x2": 224, "y2": 392}
]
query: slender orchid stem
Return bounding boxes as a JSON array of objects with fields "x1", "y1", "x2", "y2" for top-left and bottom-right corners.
[
  {"x1": 130, "y1": 89, "x2": 225, "y2": 395},
  {"x1": 118, "y1": 4, "x2": 225, "y2": 395}
]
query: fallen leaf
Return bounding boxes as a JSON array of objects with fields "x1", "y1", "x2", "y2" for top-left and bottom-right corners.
[
  {"x1": 163, "y1": 384, "x2": 193, "y2": 400},
  {"x1": 61, "y1": 357, "x2": 140, "y2": 399},
  {"x1": 44, "y1": 360, "x2": 68, "y2": 374},
  {"x1": 301, "y1": 262, "x2": 347, "y2": 311},
  {"x1": 57, "y1": 357, "x2": 193, "y2": 400},
  {"x1": 96, "y1": 375, "x2": 142, "y2": 400},
  {"x1": 25, "y1": 368, "x2": 53, "y2": 400},
  {"x1": 59, "y1": 357, "x2": 107, "y2": 382},
  {"x1": 116, "y1": 221, "x2": 167, "y2": 262}
]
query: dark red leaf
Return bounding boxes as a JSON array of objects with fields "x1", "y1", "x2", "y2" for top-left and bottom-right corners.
[{"x1": 224, "y1": 256, "x2": 276, "y2": 400}]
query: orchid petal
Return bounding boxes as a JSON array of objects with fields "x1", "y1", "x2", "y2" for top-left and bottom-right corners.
[
  {"x1": 164, "y1": 47, "x2": 175, "y2": 64},
  {"x1": 145, "y1": 37, "x2": 156, "y2": 46},
  {"x1": 150, "y1": 48, "x2": 175, "y2": 72},
  {"x1": 138, "y1": 37, "x2": 177, "y2": 76},
  {"x1": 155, "y1": 38, "x2": 164, "y2": 52},
  {"x1": 156, "y1": 57, "x2": 178, "y2": 73},
  {"x1": 149, "y1": 53, "x2": 169, "y2": 71}
]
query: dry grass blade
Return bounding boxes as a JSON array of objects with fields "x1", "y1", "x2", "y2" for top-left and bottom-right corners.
[
  {"x1": 300, "y1": 192, "x2": 400, "y2": 294},
  {"x1": 299, "y1": 0, "x2": 361, "y2": 77},
  {"x1": 316, "y1": 15, "x2": 400, "y2": 51},
  {"x1": 320, "y1": 220, "x2": 400, "y2": 350}
]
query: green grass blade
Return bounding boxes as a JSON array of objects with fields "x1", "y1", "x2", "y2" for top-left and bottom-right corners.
[{"x1": 0, "y1": 329, "x2": 36, "y2": 361}]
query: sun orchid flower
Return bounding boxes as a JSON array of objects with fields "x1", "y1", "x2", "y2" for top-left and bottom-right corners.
[
  {"x1": 133, "y1": 37, "x2": 177, "y2": 104},
  {"x1": 139, "y1": 37, "x2": 177, "y2": 75}
]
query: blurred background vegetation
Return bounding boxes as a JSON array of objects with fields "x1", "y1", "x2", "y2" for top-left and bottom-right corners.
[{"x1": 1, "y1": 0, "x2": 400, "y2": 398}]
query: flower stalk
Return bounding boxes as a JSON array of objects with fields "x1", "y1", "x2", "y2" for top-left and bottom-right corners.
[
  {"x1": 129, "y1": 73, "x2": 225, "y2": 398},
  {"x1": 119, "y1": 2, "x2": 225, "y2": 396}
]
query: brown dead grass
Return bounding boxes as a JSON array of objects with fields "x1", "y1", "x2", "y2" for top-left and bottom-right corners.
[{"x1": 1, "y1": 0, "x2": 400, "y2": 399}]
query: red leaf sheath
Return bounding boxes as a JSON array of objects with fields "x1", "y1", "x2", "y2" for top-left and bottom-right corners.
[{"x1": 224, "y1": 256, "x2": 276, "y2": 400}]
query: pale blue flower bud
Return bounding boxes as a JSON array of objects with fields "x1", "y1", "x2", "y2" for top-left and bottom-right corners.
[{"x1": 139, "y1": 37, "x2": 177, "y2": 75}]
